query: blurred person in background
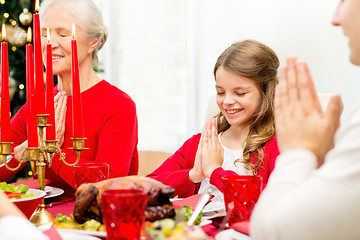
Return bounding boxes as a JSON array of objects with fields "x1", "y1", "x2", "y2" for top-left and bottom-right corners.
[
  {"x1": 251, "y1": 0, "x2": 360, "y2": 239},
  {"x1": 0, "y1": 191, "x2": 48, "y2": 240}
]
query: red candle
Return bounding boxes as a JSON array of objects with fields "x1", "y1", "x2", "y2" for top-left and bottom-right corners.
[
  {"x1": 33, "y1": 0, "x2": 45, "y2": 115},
  {"x1": 71, "y1": 24, "x2": 84, "y2": 139},
  {"x1": 1, "y1": 24, "x2": 11, "y2": 142},
  {"x1": 45, "y1": 28, "x2": 56, "y2": 141},
  {"x1": 26, "y1": 27, "x2": 38, "y2": 148}
]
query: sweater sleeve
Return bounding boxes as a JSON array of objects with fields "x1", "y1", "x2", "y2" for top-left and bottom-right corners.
[
  {"x1": 251, "y1": 108, "x2": 360, "y2": 240},
  {"x1": 49, "y1": 95, "x2": 138, "y2": 188},
  {"x1": 257, "y1": 136, "x2": 280, "y2": 189},
  {"x1": 147, "y1": 134, "x2": 201, "y2": 198},
  {"x1": 209, "y1": 167, "x2": 238, "y2": 193},
  {"x1": 209, "y1": 136, "x2": 280, "y2": 193}
]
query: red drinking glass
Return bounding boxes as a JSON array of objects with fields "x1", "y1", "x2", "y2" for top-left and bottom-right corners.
[
  {"x1": 101, "y1": 189, "x2": 147, "y2": 240},
  {"x1": 221, "y1": 175, "x2": 262, "y2": 226},
  {"x1": 74, "y1": 162, "x2": 109, "y2": 188}
]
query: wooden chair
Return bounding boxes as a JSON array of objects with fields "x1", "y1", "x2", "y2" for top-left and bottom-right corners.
[{"x1": 138, "y1": 150, "x2": 172, "y2": 176}]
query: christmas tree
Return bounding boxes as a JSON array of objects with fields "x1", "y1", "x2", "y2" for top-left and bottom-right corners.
[
  {"x1": 1, "y1": 0, "x2": 35, "y2": 116},
  {"x1": 1, "y1": 0, "x2": 35, "y2": 182}
]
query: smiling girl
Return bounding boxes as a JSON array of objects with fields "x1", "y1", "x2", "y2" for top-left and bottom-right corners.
[{"x1": 148, "y1": 40, "x2": 280, "y2": 212}]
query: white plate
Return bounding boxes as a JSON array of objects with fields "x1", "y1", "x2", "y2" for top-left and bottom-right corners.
[
  {"x1": 9, "y1": 189, "x2": 46, "y2": 202},
  {"x1": 57, "y1": 229, "x2": 106, "y2": 239},
  {"x1": 58, "y1": 230, "x2": 102, "y2": 240},
  {"x1": 45, "y1": 187, "x2": 64, "y2": 199},
  {"x1": 45, "y1": 186, "x2": 53, "y2": 193},
  {"x1": 215, "y1": 229, "x2": 251, "y2": 240},
  {"x1": 199, "y1": 219, "x2": 212, "y2": 227}
]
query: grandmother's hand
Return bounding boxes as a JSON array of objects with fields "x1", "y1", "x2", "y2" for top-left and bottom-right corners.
[
  {"x1": 275, "y1": 57, "x2": 343, "y2": 166},
  {"x1": 54, "y1": 91, "x2": 67, "y2": 148}
]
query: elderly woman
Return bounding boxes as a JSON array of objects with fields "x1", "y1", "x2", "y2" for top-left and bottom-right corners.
[{"x1": 0, "y1": 0, "x2": 138, "y2": 194}]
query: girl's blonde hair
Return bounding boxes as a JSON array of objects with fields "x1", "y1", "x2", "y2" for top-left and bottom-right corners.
[
  {"x1": 214, "y1": 40, "x2": 279, "y2": 173},
  {"x1": 39, "y1": 0, "x2": 108, "y2": 66}
]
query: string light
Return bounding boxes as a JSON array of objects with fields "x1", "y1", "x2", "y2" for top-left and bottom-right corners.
[
  {"x1": 11, "y1": 46, "x2": 17, "y2": 51},
  {"x1": 3, "y1": 13, "x2": 9, "y2": 18},
  {"x1": 0, "y1": 0, "x2": 5, "y2": 5},
  {"x1": 19, "y1": 84, "x2": 24, "y2": 90}
]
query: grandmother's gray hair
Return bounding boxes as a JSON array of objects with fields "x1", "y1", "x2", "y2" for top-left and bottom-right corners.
[{"x1": 39, "y1": 0, "x2": 108, "y2": 65}]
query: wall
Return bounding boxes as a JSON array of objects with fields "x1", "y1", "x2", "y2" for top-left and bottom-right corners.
[{"x1": 97, "y1": 0, "x2": 360, "y2": 152}]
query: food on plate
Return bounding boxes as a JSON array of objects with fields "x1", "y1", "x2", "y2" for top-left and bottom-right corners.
[
  {"x1": 143, "y1": 218, "x2": 208, "y2": 240},
  {"x1": 73, "y1": 176, "x2": 176, "y2": 223},
  {"x1": 53, "y1": 213, "x2": 105, "y2": 232},
  {"x1": 0, "y1": 182, "x2": 35, "y2": 199},
  {"x1": 175, "y1": 206, "x2": 202, "y2": 225},
  {"x1": 54, "y1": 206, "x2": 205, "y2": 238}
]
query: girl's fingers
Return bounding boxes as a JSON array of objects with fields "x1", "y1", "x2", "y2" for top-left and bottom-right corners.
[{"x1": 210, "y1": 119, "x2": 217, "y2": 147}]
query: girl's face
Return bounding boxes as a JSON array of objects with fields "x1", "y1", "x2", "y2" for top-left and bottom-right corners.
[
  {"x1": 40, "y1": 5, "x2": 94, "y2": 75},
  {"x1": 215, "y1": 67, "x2": 261, "y2": 128}
]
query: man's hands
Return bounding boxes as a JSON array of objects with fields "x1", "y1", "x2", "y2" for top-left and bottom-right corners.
[{"x1": 275, "y1": 57, "x2": 343, "y2": 166}]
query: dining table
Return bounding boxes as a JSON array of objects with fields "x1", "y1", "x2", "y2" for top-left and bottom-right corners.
[{"x1": 14, "y1": 179, "x2": 251, "y2": 240}]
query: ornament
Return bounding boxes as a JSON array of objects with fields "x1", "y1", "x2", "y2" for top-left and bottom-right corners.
[
  {"x1": 19, "y1": 8, "x2": 32, "y2": 26},
  {"x1": 6, "y1": 24, "x2": 27, "y2": 47}
]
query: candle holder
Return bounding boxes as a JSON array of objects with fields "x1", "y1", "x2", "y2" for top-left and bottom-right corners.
[{"x1": 1, "y1": 114, "x2": 86, "y2": 226}]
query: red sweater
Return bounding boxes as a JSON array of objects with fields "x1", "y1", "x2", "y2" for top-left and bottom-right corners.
[
  {"x1": 147, "y1": 133, "x2": 279, "y2": 198},
  {"x1": 1, "y1": 80, "x2": 138, "y2": 192}
]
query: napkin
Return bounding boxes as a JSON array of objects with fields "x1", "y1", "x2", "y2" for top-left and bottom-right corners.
[
  {"x1": 43, "y1": 226, "x2": 63, "y2": 240},
  {"x1": 230, "y1": 221, "x2": 250, "y2": 235},
  {"x1": 172, "y1": 194, "x2": 204, "y2": 210}
]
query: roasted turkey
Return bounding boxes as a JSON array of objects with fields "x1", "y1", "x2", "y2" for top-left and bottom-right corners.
[{"x1": 73, "y1": 176, "x2": 176, "y2": 223}]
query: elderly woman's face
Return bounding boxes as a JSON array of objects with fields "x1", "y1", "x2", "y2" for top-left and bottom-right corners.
[{"x1": 41, "y1": 4, "x2": 93, "y2": 75}]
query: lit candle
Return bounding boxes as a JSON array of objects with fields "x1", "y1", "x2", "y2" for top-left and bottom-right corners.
[
  {"x1": 33, "y1": 0, "x2": 45, "y2": 115},
  {"x1": 45, "y1": 28, "x2": 56, "y2": 141},
  {"x1": 26, "y1": 27, "x2": 38, "y2": 148},
  {"x1": 1, "y1": 24, "x2": 11, "y2": 142},
  {"x1": 71, "y1": 24, "x2": 84, "y2": 139}
]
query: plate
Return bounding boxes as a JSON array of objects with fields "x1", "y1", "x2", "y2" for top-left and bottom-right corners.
[
  {"x1": 199, "y1": 219, "x2": 212, "y2": 227},
  {"x1": 57, "y1": 229, "x2": 106, "y2": 239},
  {"x1": 57, "y1": 229, "x2": 100, "y2": 240},
  {"x1": 45, "y1": 187, "x2": 64, "y2": 199},
  {"x1": 45, "y1": 186, "x2": 53, "y2": 193},
  {"x1": 215, "y1": 229, "x2": 251, "y2": 240},
  {"x1": 201, "y1": 200, "x2": 225, "y2": 214}
]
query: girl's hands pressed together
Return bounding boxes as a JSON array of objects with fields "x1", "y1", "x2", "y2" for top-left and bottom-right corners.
[
  {"x1": 54, "y1": 91, "x2": 67, "y2": 148},
  {"x1": 201, "y1": 118, "x2": 224, "y2": 178},
  {"x1": 189, "y1": 121, "x2": 208, "y2": 183}
]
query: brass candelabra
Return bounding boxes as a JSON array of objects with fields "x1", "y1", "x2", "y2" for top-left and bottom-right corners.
[{"x1": 0, "y1": 114, "x2": 86, "y2": 226}]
